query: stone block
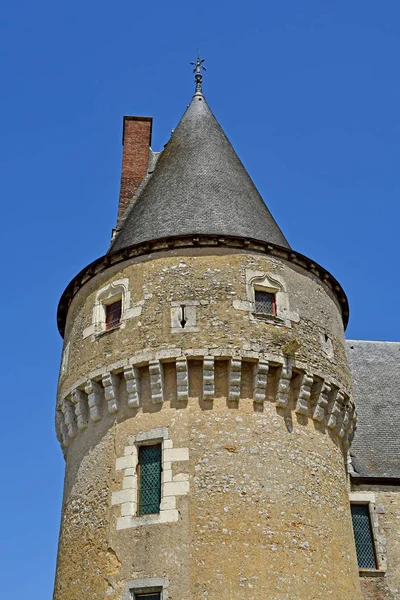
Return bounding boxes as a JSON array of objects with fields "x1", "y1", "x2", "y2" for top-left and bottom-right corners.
[
  {"x1": 295, "y1": 373, "x2": 313, "y2": 416},
  {"x1": 253, "y1": 360, "x2": 269, "y2": 403},
  {"x1": 102, "y1": 372, "x2": 120, "y2": 414},
  {"x1": 229, "y1": 359, "x2": 242, "y2": 401},
  {"x1": 163, "y1": 480, "x2": 190, "y2": 497},
  {"x1": 121, "y1": 502, "x2": 136, "y2": 516},
  {"x1": 158, "y1": 509, "x2": 179, "y2": 523},
  {"x1": 162, "y1": 469, "x2": 173, "y2": 483},
  {"x1": 122, "y1": 476, "x2": 137, "y2": 490},
  {"x1": 149, "y1": 360, "x2": 164, "y2": 404},
  {"x1": 160, "y1": 496, "x2": 176, "y2": 510},
  {"x1": 203, "y1": 356, "x2": 215, "y2": 399},
  {"x1": 123, "y1": 365, "x2": 140, "y2": 408},
  {"x1": 85, "y1": 379, "x2": 103, "y2": 422},
  {"x1": 116, "y1": 455, "x2": 136, "y2": 471},
  {"x1": 176, "y1": 357, "x2": 189, "y2": 401},
  {"x1": 116, "y1": 516, "x2": 135, "y2": 530},
  {"x1": 70, "y1": 388, "x2": 88, "y2": 430},
  {"x1": 173, "y1": 472, "x2": 189, "y2": 482},
  {"x1": 111, "y1": 489, "x2": 136, "y2": 505},
  {"x1": 164, "y1": 447, "x2": 189, "y2": 462}
]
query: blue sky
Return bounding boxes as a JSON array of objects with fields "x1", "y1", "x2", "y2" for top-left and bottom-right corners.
[{"x1": 1, "y1": 1, "x2": 399, "y2": 596}]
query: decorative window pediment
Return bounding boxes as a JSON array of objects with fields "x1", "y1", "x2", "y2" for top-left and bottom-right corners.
[
  {"x1": 83, "y1": 278, "x2": 144, "y2": 339},
  {"x1": 233, "y1": 269, "x2": 299, "y2": 326}
]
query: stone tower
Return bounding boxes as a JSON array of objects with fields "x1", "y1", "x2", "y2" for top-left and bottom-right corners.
[{"x1": 53, "y1": 64, "x2": 362, "y2": 599}]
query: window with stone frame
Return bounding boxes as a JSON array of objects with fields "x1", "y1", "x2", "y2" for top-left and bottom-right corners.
[
  {"x1": 351, "y1": 503, "x2": 377, "y2": 569},
  {"x1": 127, "y1": 580, "x2": 166, "y2": 600},
  {"x1": 83, "y1": 277, "x2": 142, "y2": 339},
  {"x1": 254, "y1": 290, "x2": 276, "y2": 316},
  {"x1": 137, "y1": 444, "x2": 162, "y2": 516}
]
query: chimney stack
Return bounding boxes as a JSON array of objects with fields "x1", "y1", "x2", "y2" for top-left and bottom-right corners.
[{"x1": 117, "y1": 116, "x2": 153, "y2": 225}]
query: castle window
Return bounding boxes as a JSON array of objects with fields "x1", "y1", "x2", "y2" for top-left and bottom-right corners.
[
  {"x1": 351, "y1": 504, "x2": 377, "y2": 569},
  {"x1": 138, "y1": 444, "x2": 162, "y2": 516},
  {"x1": 254, "y1": 290, "x2": 276, "y2": 316},
  {"x1": 105, "y1": 299, "x2": 122, "y2": 330},
  {"x1": 60, "y1": 342, "x2": 70, "y2": 377},
  {"x1": 125, "y1": 578, "x2": 167, "y2": 600},
  {"x1": 234, "y1": 270, "x2": 299, "y2": 326},
  {"x1": 83, "y1": 278, "x2": 145, "y2": 339},
  {"x1": 112, "y1": 429, "x2": 189, "y2": 529}
]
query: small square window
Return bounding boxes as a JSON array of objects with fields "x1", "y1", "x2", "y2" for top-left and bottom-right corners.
[
  {"x1": 105, "y1": 299, "x2": 122, "y2": 330},
  {"x1": 351, "y1": 504, "x2": 377, "y2": 569},
  {"x1": 138, "y1": 444, "x2": 162, "y2": 516},
  {"x1": 254, "y1": 290, "x2": 276, "y2": 316}
]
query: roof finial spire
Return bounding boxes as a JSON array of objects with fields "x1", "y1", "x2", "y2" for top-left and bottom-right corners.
[{"x1": 190, "y1": 51, "x2": 206, "y2": 95}]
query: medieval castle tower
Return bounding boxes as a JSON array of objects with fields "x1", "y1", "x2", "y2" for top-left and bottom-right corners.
[{"x1": 53, "y1": 60, "x2": 364, "y2": 599}]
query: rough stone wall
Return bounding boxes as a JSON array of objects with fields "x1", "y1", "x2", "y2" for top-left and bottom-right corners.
[
  {"x1": 54, "y1": 405, "x2": 191, "y2": 600},
  {"x1": 59, "y1": 249, "x2": 352, "y2": 398},
  {"x1": 190, "y1": 399, "x2": 360, "y2": 599},
  {"x1": 53, "y1": 248, "x2": 362, "y2": 599},
  {"x1": 351, "y1": 483, "x2": 400, "y2": 600},
  {"x1": 54, "y1": 400, "x2": 361, "y2": 600}
]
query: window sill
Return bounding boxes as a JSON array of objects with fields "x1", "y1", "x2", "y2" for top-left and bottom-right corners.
[
  {"x1": 117, "y1": 509, "x2": 179, "y2": 530},
  {"x1": 252, "y1": 313, "x2": 286, "y2": 326},
  {"x1": 359, "y1": 569, "x2": 386, "y2": 578},
  {"x1": 95, "y1": 324, "x2": 122, "y2": 337}
]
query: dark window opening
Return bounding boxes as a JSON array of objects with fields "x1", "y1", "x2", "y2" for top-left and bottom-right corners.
[
  {"x1": 138, "y1": 444, "x2": 162, "y2": 516},
  {"x1": 105, "y1": 299, "x2": 122, "y2": 330},
  {"x1": 351, "y1": 504, "x2": 377, "y2": 569},
  {"x1": 135, "y1": 594, "x2": 161, "y2": 600},
  {"x1": 254, "y1": 290, "x2": 276, "y2": 316}
]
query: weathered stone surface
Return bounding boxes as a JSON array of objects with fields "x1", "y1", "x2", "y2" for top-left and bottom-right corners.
[
  {"x1": 53, "y1": 249, "x2": 362, "y2": 600},
  {"x1": 60, "y1": 252, "x2": 353, "y2": 399}
]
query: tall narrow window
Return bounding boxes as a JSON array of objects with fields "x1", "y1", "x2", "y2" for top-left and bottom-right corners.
[
  {"x1": 351, "y1": 504, "x2": 377, "y2": 569},
  {"x1": 254, "y1": 290, "x2": 276, "y2": 316},
  {"x1": 105, "y1": 299, "x2": 122, "y2": 330},
  {"x1": 138, "y1": 444, "x2": 162, "y2": 516}
]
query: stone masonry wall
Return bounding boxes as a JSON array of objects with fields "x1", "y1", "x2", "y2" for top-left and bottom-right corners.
[
  {"x1": 59, "y1": 248, "x2": 352, "y2": 398},
  {"x1": 53, "y1": 248, "x2": 362, "y2": 599},
  {"x1": 54, "y1": 398, "x2": 362, "y2": 600}
]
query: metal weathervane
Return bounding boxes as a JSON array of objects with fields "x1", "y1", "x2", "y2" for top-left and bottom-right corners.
[{"x1": 190, "y1": 52, "x2": 206, "y2": 94}]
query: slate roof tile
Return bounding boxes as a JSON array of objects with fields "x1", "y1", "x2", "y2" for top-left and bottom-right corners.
[
  {"x1": 347, "y1": 339, "x2": 400, "y2": 479},
  {"x1": 110, "y1": 91, "x2": 289, "y2": 252}
]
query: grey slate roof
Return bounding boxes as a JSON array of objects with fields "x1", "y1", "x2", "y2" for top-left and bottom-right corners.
[
  {"x1": 347, "y1": 340, "x2": 400, "y2": 479},
  {"x1": 110, "y1": 91, "x2": 290, "y2": 252}
]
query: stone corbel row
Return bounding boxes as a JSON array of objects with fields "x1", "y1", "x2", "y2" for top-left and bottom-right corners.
[{"x1": 56, "y1": 354, "x2": 356, "y2": 453}]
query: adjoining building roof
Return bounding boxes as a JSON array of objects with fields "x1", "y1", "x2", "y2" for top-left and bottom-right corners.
[
  {"x1": 347, "y1": 340, "x2": 400, "y2": 479},
  {"x1": 110, "y1": 90, "x2": 290, "y2": 252}
]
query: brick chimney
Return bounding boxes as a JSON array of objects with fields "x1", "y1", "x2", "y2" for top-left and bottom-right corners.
[{"x1": 117, "y1": 116, "x2": 153, "y2": 225}]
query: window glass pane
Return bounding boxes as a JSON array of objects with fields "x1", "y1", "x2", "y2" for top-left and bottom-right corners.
[
  {"x1": 105, "y1": 300, "x2": 122, "y2": 329},
  {"x1": 135, "y1": 594, "x2": 160, "y2": 600},
  {"x1": 351, "y1": 504, "x2": 376, "y2": 569},
  {"x1": 138, "y1": 444, "x2": 162, "y2": 515},
  {"x1": 254, "y1": 291, "x2": 275, "y2": 315}
]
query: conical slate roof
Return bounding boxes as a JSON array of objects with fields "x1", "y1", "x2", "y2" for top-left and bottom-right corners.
[{"x1": 110, "y1": 91, "x2": 290, "y2": 252}]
